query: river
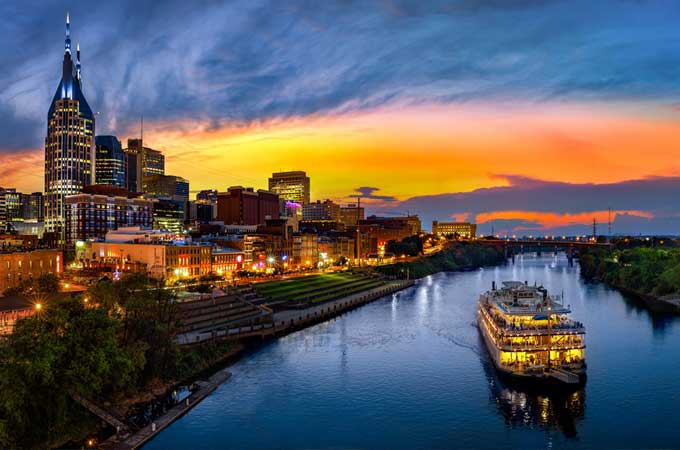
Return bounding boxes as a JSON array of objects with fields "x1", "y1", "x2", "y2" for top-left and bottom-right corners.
[{"x1": 145, "y1": 255, "x2": 680, "y2": 450}]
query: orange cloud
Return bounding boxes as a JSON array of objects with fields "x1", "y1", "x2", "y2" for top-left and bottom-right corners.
[
  {"x1": 140, "y1": 101, "x2": 680, "y2": 202},
  {"x1": 0, "y1": 149, "x2": 43, "y2": 192},
  {"x1": 5, "y1": 101, "x2": 680, "y2": 204},
  {"x1": 476, "y1": 209, "x2": 653, "y2": 231}
]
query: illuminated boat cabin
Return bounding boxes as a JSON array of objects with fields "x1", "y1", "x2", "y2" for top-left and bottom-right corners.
[{"x1": 478, "y1": 281, "x2": 586, "y2": 379}]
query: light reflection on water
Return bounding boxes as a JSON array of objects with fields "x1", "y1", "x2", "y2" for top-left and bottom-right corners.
[{"x1": 145, "y1": 255, "x2": 680, "y2": 450}]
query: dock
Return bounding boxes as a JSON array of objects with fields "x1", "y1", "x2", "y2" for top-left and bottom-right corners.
[{"x1": 101, "y1": 371, "x2": 232, "y2": 450}]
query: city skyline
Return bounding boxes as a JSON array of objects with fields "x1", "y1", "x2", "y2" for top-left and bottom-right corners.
[{"x1": 3, "y1": 2, "x2": 680, "y2": 234}]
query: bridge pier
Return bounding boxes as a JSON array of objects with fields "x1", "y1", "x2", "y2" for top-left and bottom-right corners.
[{"x1": 567, "y1": 246, "x2": 574, "y2": 267}]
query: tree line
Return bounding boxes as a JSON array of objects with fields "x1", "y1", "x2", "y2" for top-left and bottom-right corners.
[
  {"x1": 580, "y1": 244, "x2": 680, "y2": 298},
  {"x1": 0, "y1": 274, "x2": 192, "y2": 449}
]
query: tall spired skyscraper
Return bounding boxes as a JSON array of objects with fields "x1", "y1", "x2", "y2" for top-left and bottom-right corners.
[{"x1": 44, "y1": 13, "x2": 95, "y2": 240}]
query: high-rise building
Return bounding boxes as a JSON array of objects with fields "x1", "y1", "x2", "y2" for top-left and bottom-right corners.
[
  {"x1": 142, "y1": 174, "x2": 189, "y2": 201},
  {"x1": 196, "y1": 189, "x2": 218, "y2": 203},
  {"x1": 124, "y1": 139, "x2": 141, "y2": 193},
  {"x1": 21, "y1": 193, "x2": 44, "y2": 222},
  {"x1": 142, "y1": 175, "x2": 189, "y2": 227},
  {"x1": 1, "y1": 190, "x2": 44, "y2": 230},
  {"x1": 44, "y1": 14, "x2": 95, "y2": 241},
  {"x1": 302, "y1": 199, "x2": 341, "y2": 221},
  {"x1": 268, "y1": 171, "x2": 310, "y2": 205},
  {"x1": 216, "y1": 186, "x2": 279, "y2": 225},
  {"x1": 339, "y1": 203, "x2": 365, "y2": 227},
  {"x1": 151, "y1": 198, "x2": 185, "y2": 232},
  {"x1": 142, "y1": 147, "x2": 164, "y2": 178},
  {"x1": 124, "y1": 138, "x2": 165, "y2": 193},
  {"x1": 95, "y1": 135, "x2": 126, "y2": 188},
  {"x1": 0, "y1": 188, "x2": 23, "y2": 230},
  {"x1": 195, "y1": 190, "x2": 218, "y2": 223}
]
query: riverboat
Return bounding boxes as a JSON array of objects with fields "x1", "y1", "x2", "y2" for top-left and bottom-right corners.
[{"x1": 478, "y1": 281, "x2": 586, "y2": 385}]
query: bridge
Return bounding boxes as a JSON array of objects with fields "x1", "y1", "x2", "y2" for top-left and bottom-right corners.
[{"x1": 476, "y1": 239, "x2": 611, "y2": 266}]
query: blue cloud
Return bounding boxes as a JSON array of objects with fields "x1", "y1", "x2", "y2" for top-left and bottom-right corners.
[
  {"x1": 349, "y1": 186, "x2": 397, "y2": 201},
  {"x1": 2, "y1": 0, "x2": 680, "y2": 151}
]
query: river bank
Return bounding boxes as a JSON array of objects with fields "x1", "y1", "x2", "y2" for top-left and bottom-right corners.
[
  {"x1": 376, "y1": 241, "x2": 506, "y2": 278},
  {"x1": 579, "y1": 247, "x2": 680, "y2": 313}
]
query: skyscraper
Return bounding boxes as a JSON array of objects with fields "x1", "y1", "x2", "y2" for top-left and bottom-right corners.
[
  {"x1": 95, "y1": 135, "x2": 126, "y2": 187},
  {"x1": 44, "y1": 14, "x2": 95, "y2": 241},
  {"x1": 21, "y1": 192, "x2": 44, "y2": 222},
  {"x1": 268, "y1": 171, "x2": 310, "y2": 205},
  {"x1": 142, "y1": 174, "x2": 189, "y2": 201},
  {"x1": 0, "y1": 188, "x2": 21, "y2": 230},
  {"x1": 124, "y1": 138, "x2": 165, "y2": 193}
]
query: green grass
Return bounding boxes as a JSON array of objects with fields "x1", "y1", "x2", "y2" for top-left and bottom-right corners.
[
  {"x1": 287, "y1": 278, "x2": 381, "y2": 302},
  {"x1": 256, "y1": 273, "x2": 362, "y2": 296},
  {"x1": 303, "y1": 280, "x2": 385, "y2": 304},
  {"x1": 254, "y1": 272, "x2": 385, "y2": 306}
]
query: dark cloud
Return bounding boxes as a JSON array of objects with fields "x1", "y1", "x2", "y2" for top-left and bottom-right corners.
[
  {"x1": 349, "y1": 186, "x2": 397, "y2": 202},
  {"x1": 382, "y1": 176, "x2": 680, "y2": 235},
  {"x1": 3, "y1": 1, "x2": 680, "y2": 150}
]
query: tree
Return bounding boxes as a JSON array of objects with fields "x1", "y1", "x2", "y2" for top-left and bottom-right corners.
[{"x1": 0, "y1": 298, "x2": 139, "y2": 448}]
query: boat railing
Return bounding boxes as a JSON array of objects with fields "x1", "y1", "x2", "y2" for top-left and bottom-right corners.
[
  {"x1": 480, "y1": 304, "x2": 585, "y2": 335},
  {"x1": 502, "y1": 323, "x2": 586, "y2": 335},
  {"x1": 499, "y1": 341, "x2": 585, "y2": 352},
  {"x1": 499, "y1": 359, "x2": 584, "y2": 373}
]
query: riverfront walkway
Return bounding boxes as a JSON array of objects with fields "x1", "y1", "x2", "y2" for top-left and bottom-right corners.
[
  {"x1": 101, "y1": 371, "x2": 232, "y2": 450},
  {"x1": 176, "y1": 280, "x2": 415, "y2": 345}
]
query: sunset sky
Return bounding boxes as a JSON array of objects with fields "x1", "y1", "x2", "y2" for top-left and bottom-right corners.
[{"x1": 3, "y1": 1, "x2": 680, "y2": 234}]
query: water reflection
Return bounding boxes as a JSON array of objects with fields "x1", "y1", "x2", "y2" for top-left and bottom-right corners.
[{"x1": 482, "y1": 353, "x2": 585, "y2": 438}]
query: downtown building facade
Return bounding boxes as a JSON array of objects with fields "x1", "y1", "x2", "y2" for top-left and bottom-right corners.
[
  {"x1": 431, "y1": 221, "x2": 477, "y2": 238},
  {"x1": 302, "y1": 199, "x2": 341, "y2": 221},
  {"x1": 339, "y1": 203, "x2": 365, "y2": 227},
  {"x1": 64, "y1": 186, "x2": 154, "y2": 244},
  {"x1": 268, "y1": 171, "x2": 310, "y2": 206},
  {"x1": 216, "y1": 187, "x2": 280, "y2": 226},
  {"x1": 0, "y1": 189, "x2": 44, "y2": 231},
  {"x1": 95, "y1": 135, "x2": 126, "y2": 188},
  {"x1": 44, "y1": 15, "x2": 95, "y2": 242},
  {"x1": 124, "y1": 138, "x2": 165, "y2": 193},
  {"x1": 0, "y1": 188, "x2": 22, "y2": 230},
  {"x1": 0, "y1": 249, "x2": 63, "y2": 294}
]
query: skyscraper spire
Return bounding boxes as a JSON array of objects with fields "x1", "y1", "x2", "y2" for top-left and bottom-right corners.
[
  {"x1": 65, "y1": 12, "x2": 71, "y2": 54},
  {"x1": 76, "y1": 42, "x2": 81, "y2": 82},
  {"x1": 47, "y1": 12, "x2": 95, "y2": 240}
]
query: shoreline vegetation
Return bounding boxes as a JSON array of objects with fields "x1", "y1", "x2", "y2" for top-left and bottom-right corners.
[
  {"x1": 579, "y1": 238, "x2": 680, "y2": 313},
  {"x1": 376, "y1": 241, "x2": 506, "y2": 279},
  {"x1": 0, "y1": 242, "x2": 505, "y2": 449}
]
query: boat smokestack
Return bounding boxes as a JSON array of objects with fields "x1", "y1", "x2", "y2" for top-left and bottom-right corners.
[{"x1": 492, "y1": 281, "x2": 496, "y2": 291}]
